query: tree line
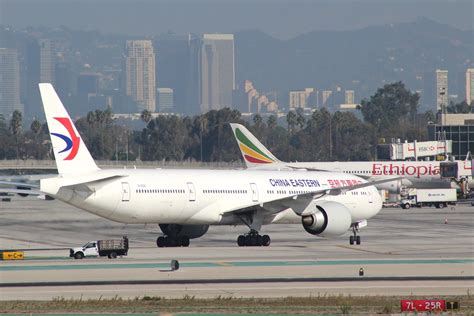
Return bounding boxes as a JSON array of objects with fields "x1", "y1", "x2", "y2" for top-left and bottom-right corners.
[{"x1": 1, "y1": 82, "x2": 471, "y2": 163}]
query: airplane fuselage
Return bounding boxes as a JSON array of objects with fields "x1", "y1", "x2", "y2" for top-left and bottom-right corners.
[
  {"x1": 40, "y1": 169, "x2": 382, "y2": 226},
  {"x1": 267, "y1": 160, "x2": 473, "y2": 190}
]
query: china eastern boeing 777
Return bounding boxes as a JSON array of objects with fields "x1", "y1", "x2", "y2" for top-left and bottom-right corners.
[
  {"x1": 230, "y1": 123, "x2": 473, "y2": 193},
  {"x1": 29, "y1": 84, "x2": 396, "y2": 248}
]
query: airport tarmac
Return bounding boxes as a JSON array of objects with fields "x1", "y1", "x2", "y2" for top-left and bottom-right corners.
[{"x1": 0, "y1": 196, "x2": 473, "y2": 300}]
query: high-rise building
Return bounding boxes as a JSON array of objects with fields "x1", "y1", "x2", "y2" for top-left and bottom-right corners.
[
  {"x1": 125, "y1": 40, "x2": 156, "y2": 112},
  {"x1": 345, "y1": 90, "x2": 355, "y2": 104},
  {"x1": 466, "y1": 68, "x2": 474, "y2": 105},
  {"x1": 436, "y1": 69, "x2": 448, "y2": 112},
  {"x1": 200, "y1": 34, "x2": 235, "y2": 113},
  {"x1": 289, "y1": 88, "x2": 315, "y2": 109},
  {"x1": 0, "y1": 48, "x2": 23, "y2": 117},
  {"x1": 39, "y1": 39, "x2": 55, "y2": 84},
  {"x1": 322, "y1": 90, "x2": 333, "y2": 106},
  {"x1": 187, "y1": 34, "x2": 202, "y2": 114},
  {"x1": 157, "y1": 88, "x2": 174, "y2": 112}
]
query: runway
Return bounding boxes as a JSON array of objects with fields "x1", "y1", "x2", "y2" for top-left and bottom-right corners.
[{"x1": 0, "y1": 196, "x2": 473, "y2": 300}]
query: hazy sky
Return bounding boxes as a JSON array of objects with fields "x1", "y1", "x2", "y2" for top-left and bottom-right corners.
[{"x1": 0, "y1": 0, "x2": 472, "y2": 39}]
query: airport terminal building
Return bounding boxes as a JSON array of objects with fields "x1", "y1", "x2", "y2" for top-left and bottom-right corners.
[{"x1": 429, "y1": 114, "x2": 474, "y2": 159}]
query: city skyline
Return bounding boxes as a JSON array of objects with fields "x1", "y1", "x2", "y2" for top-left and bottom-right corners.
[{"x1": 0, "y1": 15, "x2": 473, "y2": 119}]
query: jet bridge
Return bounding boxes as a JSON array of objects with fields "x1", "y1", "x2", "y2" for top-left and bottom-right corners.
[
  {"x1": 377, "y1": 140, "x2": 452, "y2": 161},
  {"x1": 439, "y1": 160, "x2": 473, "y2": 198}
]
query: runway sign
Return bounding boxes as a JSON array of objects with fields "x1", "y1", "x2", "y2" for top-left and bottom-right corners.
[
  {"x1": 401, "y1": 300, "x2": 445, "y2": 312},
  {"x1": 1, "y1": 251, "x2": 24, "y2": 260}
]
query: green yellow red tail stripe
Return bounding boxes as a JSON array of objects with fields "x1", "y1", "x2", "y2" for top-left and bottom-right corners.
[{"x1": 235, "y1": 128, "x2": 275, "y2": 164}]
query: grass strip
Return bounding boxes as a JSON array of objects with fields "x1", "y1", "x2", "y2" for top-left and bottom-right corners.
[{"x1": 2, "y1": 294, "x2": 473, "y2": 314}]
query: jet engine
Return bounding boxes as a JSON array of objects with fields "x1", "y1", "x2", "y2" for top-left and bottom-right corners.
[
  {"x1": 159, "y1": 224, "x2": 209, "y2": 239},
  {"x1": 301, "y1": 201, "x2": 352, "y2": 238}
]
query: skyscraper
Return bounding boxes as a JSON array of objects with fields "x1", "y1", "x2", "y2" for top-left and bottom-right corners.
[
  {"x1": 0, "y1": 48, "x2": 23, "y2": 117},
  {"x1": 157, "y1": 88, "x2": 174, "y2": 112},
  {"x1": 436, "y1": 69, "x2": 448, "y2": 112},
  {"x1": 200, "y1": 34, "x2": 235, "y2": 113},
  {"x1": 125, "y1": 40, "x2": 156, "y2": 112},
  {"x1": 466, "y1": 68, "x2": 474, "y2": 105},
  {"x1": 39, "y1": 39, "x2": 55, "y2": 84},
  {"x1": 289, "y1": 88, "x2": 315, "y2": 109},
  {"x1": 322, "y1": 90, "x2": 333, "y2": 106},
  {"x1": 187, "y1": 34, "x2": 202, "y2": 114},
  {"x1": 345, "y1": 90, "x2": 355, "y2": 104}
]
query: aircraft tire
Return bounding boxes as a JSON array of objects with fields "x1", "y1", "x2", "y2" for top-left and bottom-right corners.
[
  {"x1": 156, "y1": 236, "x2": 166, "y2": 248},
  {"x1": 237, "y1": 235, "x2": 245, "y2": 246},
  {"x1": 262, "y1": 235, "x2": 271, "y2": 246},
  {"x1": 180, "y1": 236, "x2": 190, "y2": 247}
]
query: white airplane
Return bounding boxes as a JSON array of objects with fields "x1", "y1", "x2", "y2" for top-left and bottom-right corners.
[
  {"x1": 230, "y1": 123, "x2": 473, "y2": 193},
  {"x1": 20, "y1": 84, "x2": 397, "y2": 248}
]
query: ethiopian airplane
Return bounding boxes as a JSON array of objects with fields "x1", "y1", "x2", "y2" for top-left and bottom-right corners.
[
  {"x1": 230, "y1": 123, "x2": 473, "y2": 193},
  {"x1": 9, "y1": 84, "x2": 399, "y2": 248}
]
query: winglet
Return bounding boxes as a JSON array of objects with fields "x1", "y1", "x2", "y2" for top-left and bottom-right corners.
[
  {"x1": 39, "y1": 83, "x2": 99, "y2": 175},
  {"x1": 229, "y1": 123, "x2": 281, "y2": 168}
]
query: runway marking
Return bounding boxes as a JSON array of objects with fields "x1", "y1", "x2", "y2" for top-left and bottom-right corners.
[{"x1": 1, "y1": 258, "x2": 473, "y2": 271}]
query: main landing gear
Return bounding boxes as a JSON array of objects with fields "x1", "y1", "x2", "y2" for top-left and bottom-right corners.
[
  {"x1": 156, "y1": 236, "x2": 190, "y2": 248},
  {"x1": 235, "y1": 210, "x2": 271, "y2": 247},
  {"x1": 237, "y1": 230, "x2": 271, "y2": 247},
  {"x1": 349, "y1": 224, "x2": 361, "y2": 245}
]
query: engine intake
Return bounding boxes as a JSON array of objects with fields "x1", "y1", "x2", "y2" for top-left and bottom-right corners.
[{"x1": 301, "y1": 201, "x2": 352, "y2": 238}]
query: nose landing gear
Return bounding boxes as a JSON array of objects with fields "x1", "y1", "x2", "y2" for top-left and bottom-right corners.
[{"x1": 349, "y1": 224, "x2": 361, "y2": 245}]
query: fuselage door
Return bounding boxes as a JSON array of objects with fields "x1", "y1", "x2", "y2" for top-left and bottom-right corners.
[
  {"x1": 187, "y1": 182, "x2": 196, "y2": 202},
  {"x1": 121, "y1": 182, "x2": 130, "y2": 202},
  {"x1": 250, "y1": 183, "x2": 258, "y2": 202},
  {"x1": 368, "y1": 190, "x2": 373, "y2": 203}
]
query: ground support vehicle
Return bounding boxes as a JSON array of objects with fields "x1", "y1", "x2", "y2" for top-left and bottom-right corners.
[
  {"x1": 70, "y1": 236, "x2": 129, "y2": 259},
  {"x1": 400, "y1": 189, "x2": 457, "y2": 209}
]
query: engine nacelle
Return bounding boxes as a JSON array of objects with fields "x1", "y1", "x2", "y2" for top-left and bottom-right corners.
[
  {"x1": 159, "y1": 224, "x2": 209, "y2": 239},
  {"x1": 301, "y1": 201, "x2": 352, "y2": 238}
]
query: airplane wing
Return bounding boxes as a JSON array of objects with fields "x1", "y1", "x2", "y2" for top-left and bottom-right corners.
[
  {"x1": 0, "y1": 181, "x2": 40, "y2": 188},
  {"x1": 0, "y1": 187, "x2": 43, "y2": 196},
  {"x1": 0, "y1": 179, "x2": 41, "y2": 196},
  {"x1": 220, "y1": 177, "x2": 402, "y2": 216}
]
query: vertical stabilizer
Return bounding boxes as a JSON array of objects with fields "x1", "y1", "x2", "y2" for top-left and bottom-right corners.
[
  {"x1": 229, "y1": 123, "x2": 281, "y2": 168},
  {"x1": 39, "y1": 83, "x2": 99, "y2": 175}
]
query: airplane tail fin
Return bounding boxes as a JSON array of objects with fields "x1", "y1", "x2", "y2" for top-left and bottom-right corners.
[
  {"x1": 229, "y1": 123, "x2": 281, "y2": 168},
  {"x1": 39, "y1": 83, "x2": 100, "y2": 175}
]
